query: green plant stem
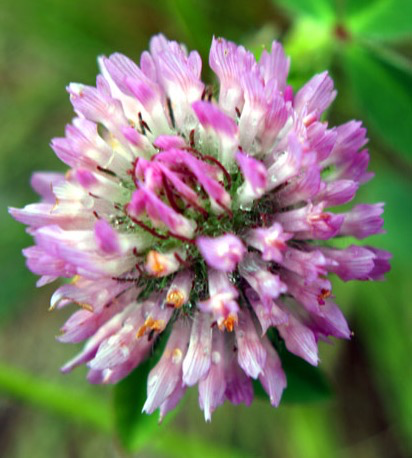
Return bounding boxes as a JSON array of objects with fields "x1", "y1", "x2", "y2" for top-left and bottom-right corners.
[
  {"x1": 0, "y1": 362, "x2": 254, "y2": 457},
  {"x1": 0, "y1": 362, "x2": 111, "y2": 432}
]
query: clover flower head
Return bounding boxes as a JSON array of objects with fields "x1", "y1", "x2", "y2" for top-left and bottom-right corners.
[{"x1": 10, "y1": 34, "x2": 391, "y2": 421}]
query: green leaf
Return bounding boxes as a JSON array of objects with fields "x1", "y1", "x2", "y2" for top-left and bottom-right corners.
[
  {"x1": 284, "y1": 16, "x2": 334, "y2": 87},
  {"x1": 355, "y1": 273, "x2": 412, "y2": 448},
  {"x1": 271, "y1": 0, "x2": 334, "y2": 21},
  {"x1": 0, "y1": 216, "x2": 33, "y2": 321},
  {"x1": 362, "y1": 41, "x2": 412, "y2": 77},
  {"x1": 163, "y1": 0, "x2": 212, "y2": 58},
  {"x1": 281, "y1": 351, "x2": 331, "y2": 402},
  {"x1": 344, "y1": 44, "x2": 412, "y2": 160},
  {"x1": 348, "y1": 0, "x2": 412, "y2": 42},
  {"x1": 254, "y1": 349, "x2": 331, "y2": 404},
  {"x1": 0, "y1": 362, "x2": 111, "y2": 431}
]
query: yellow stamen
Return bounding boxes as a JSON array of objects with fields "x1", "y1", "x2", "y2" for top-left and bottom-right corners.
[
  {"x1": 108, "y1": 134, "x2": 121, "y2": 150},
  {"x1": 320, "y1": 288, "x2": 331, "y2": 299},
  {"x1": 50, "y1": 196, "x2": 60, "y2": 213},
  {"x1": 220, "y1": 314, "x2": 237, "y2": 332},
  {"x1": 172, "y1": 348, "x2": 183, "y2": 364},
  {"x1": 136, "y1": 316, "x2": 166, "y2": 338},
  {"x1": 48, "y1": 300, "x2": 58, "y2": 312},
  {"x1": 166, "y1": 289, "x2": 185, "y2": 308},
  {"x1": 318, "y1": 288, "x2": 331, "y2": 304},
  {"x1": 146, "y1": 250, "x2": 166, "y2": 277},
  {"x1": 49, "y1": 292, "x2": 93, "y2": 312},
  {"x1": 76, "y1": 302, "x2": 94, "y2": 312}
]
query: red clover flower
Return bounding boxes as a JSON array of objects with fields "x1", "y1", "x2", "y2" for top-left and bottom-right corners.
[{"x1": 10, "y1": 35, "x2": 391, "y2": 421}]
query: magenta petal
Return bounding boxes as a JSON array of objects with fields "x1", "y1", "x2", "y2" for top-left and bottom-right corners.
[
  {"x1": 225, "y1": 351, "x2": 254, "y2": 406},
  {"x1": 246, "y1": 223, "x2": 292, "y2": 263},
  {"x1": 365, "y1": 247, "x2": 392, "y2": 280},
  {"x1": 320, "y1": 245, "x2": 376, "y2": 281},
  {"x1": 9, "y1": 204, "x2": 91, "y2": 230},
  {"x1": 339, "y1": 203, "x2": 385, "y2": 239},
  {"x1": 235, "y1": 310, "x2": 267, "y2": 378},
  {"x1": 310, "y1": 300, "x2": 351, "y2": 340},
  {"x1": 101, "y1": 52, "x2": 146, "y2": 94},
  {"x1": 259, "y1": 41, "x2": 290, "y2": 91},
  {"x1": 281, "y1": 269, "x2": 331, "y2": 314},
  {"x1": 266, "y1": 133, "x2": 305, "y2": 190},
  {"x1": 259, "y1": 338, "x2": 287, "y2": 407},
  {"x1": 121, "y1": 126, "x2": 144, "y2": 147},
  {"x1": 129, "y1": 186, "x2": 196, "y2": 238},
  {"x1": 198, "y1": 270, "x2": 240, "y2": 330},
  {"x1": 209, "y1": 36, "x2": 255, "y2": 115},
  {"x1": 278, "y1": 315, "x2": 319, "y2": 366},
  {"x1": 143, "y1": 321, "x2": 190, "y2": 414},
  {"x1": 159, "y1": 382, "x2": 187, "y2": 422},
  {"x1": 182, "y1": 313, "x2": 212, "y2": 386},
  {"x1": 198, "y1": 330, "x2": 226, "y2": 422},
  {"x1": 239, "y1": 254, "x2": 287, "y2": 306},
  {"x1": 196, "y1": 234, "x2": 245, "y2": 272},
  {"x1": 153, "y1": 134, "x2": 187, "y2": 150},
  {"x1": 294, "y1": 71, "x2": 336, "y2": 116},
  {"x1": 235, "y1": 151, "x2": 268, "y2": 201},
  {"x1": 281, "y1": 247, "x2": 327, "y2": 283},
  {"x1": 31, "y1": 172, "x2": 65, "y2": 202},
  {"x1": 316, "y1": 179, "x2": 359, "y2": 207},
  {"x1": 246, "y1": 289, "x2": 288, "y2": 334},
  {"x1": 94, "y1": 219, "x2": 120, "y2": 254},
  {"x1": 276, "y1": 166, "x2": 321, "y2": 207},
  {"x1": 192, "y1": 100, "x2": 237, "y2": 137}
]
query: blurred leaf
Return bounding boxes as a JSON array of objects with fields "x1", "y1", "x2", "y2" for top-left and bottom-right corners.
[
  {"x1": 344, "y1": 44, "x2": 412, "y2": 160},
  {"x1": 348, "y1": 0, "x2": 412, "y2": 42},
  {"x1": 285, "y1": 406, "x2": 339, "y2": 458},
  {"x1": 0, "y1": 216, "x2": 34, "y2": 320},
  {"x1": 343, "y1": 0, "x2": 377, "y2": 16},
  {"x1": 364, "y1": 169, "x2": 412, "y2": 264},
  {"x1": 0, "y1": 363, "x2": 255, "y2": 457},
  {"x1": 332, "y1": 160, "x2": 412, "y2": 447},
  {"x1": 363, "y1": 41, "x2": 412, "y2": 77},
  {"x1": 164, "y1": 0, "x2": 212, "y2": 58},
  {"x1": 356, "y1": 273, "x2": 412, "y2": 448},
  {"x1": 281, "y1": 352, "x2": 331, "y2": 402},
  {"x1": 272, "y1": 0, "x2": 334, "y2": 21},
  {"x1": 0, "y1": 363, "x2": 111, "y2": 431},
  {"x1": 154, "y1": 430, "x2": 255, "y2": 458},
  {"x1": 254, "y1": 350, "x2": 331, "y2": 404},
  {"x1": 285, "y1": 16, "x2": 334, "y2": 86},
  {"x1": 244, "y1": 24, "x2": 282, "y2": 60}
]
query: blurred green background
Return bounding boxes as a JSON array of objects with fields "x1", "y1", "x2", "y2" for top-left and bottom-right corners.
[{"x1": 1, "y1": 0, "x2": 411, "y2": 457}]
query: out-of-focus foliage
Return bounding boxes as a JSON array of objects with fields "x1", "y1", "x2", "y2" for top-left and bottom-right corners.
[
  {"x1": 344, "y1": 46, "x2": 412, "y2": 161},
  {"x1": 0, "y1": 0, "x2": 411, "y2": 457},
  {"x1": 275, "y1": 0, "x2": 412, "y2": 160}
]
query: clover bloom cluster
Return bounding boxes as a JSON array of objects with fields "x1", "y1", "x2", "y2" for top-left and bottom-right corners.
[{"x1": 10, "y1": 35, "x2": 390, "y2": 421}]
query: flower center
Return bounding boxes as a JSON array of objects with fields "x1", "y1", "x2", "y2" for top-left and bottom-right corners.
[{"x1": 109, "y1": 128, "x2": 276, "y2": 312}]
